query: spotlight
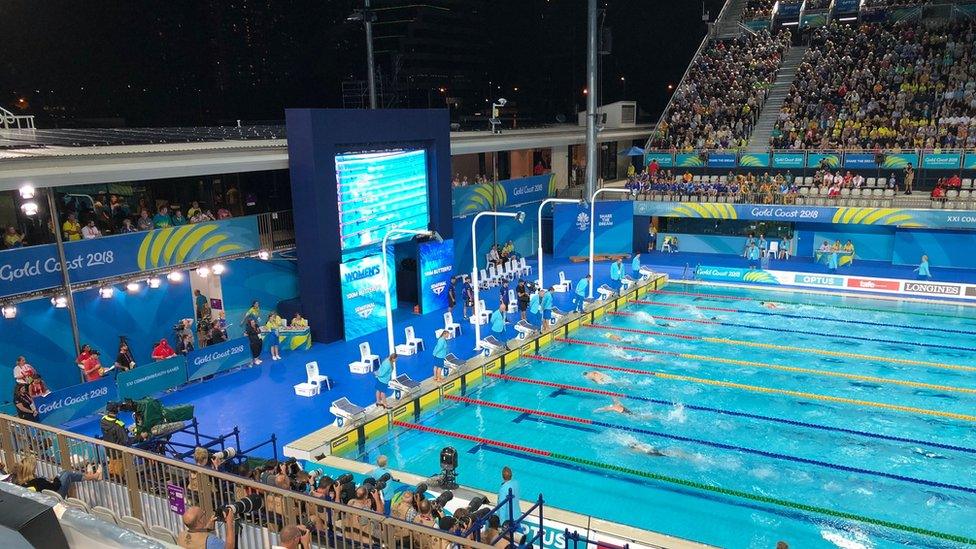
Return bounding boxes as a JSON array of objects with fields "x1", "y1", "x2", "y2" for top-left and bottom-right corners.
[
  {"x1": 99, "y1": 287, "x2": 115, "y2": 299},
  {"x1": 1, "y1": 305, "x2": 17, "y2": 319},
  {"x1": 51, "y1": 296, "x2": 68, "y2": 308},
  {"x1": 197, "y1": 267, "x2": 210, "y2": 278},
  {"x1": 257, "y1": 250, "x2": 271, "y2": 260},
  {"x1": 126, "y1": 282, "x2": 140, "y2": 293},
  {"x1": 18, "y1": 184, "x2": 35, "y2": 199},
  {"x1": 167, "y1": 271, "x2": 184, "y2": 282},
  {"x1": 211, "y1": 263, "x2": 225, "y2": 275},
  {"x1": 20, "y1": 202, "x2": 38, "y2": 216},
  {"x1": 147, "y1": 277, "x2": 162, "y2": 288}
]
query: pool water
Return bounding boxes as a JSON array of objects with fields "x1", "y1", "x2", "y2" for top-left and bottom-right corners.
[{"x1": 342, "y1": 283, "x2": 976, "y2": 548}]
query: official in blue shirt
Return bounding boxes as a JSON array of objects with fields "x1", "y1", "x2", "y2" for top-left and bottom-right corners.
[
  {"x1": 497, "y1": 466, "x2": 520, "y2": 516},
  {"x1": 541, "y1": 287, "x2": 554, "y2": 329},
  {"x1": 432, "y1": 330, "x2": 451, "y2": 381},
  {"x1": 610, "y1": 258, "x2": 624, "y2": 291},
  {"x1": 573, "y1": 275, "x2": 590, "y2": 312},
  {"x1": 374, "y1": 354, "x2": 395, "y2": 408},
  {"x1": 489, "y1": 304, "x2": 510, "y2": 350},
  {"x1": 632, "y1": 253, "x2": 641, "y2": 276},
  {"x1": 748, "y1": 245, "x2": 761, "y2": 269},
  {"x1": 368, "y1": 455, "x2": 396, "y2": 501}
]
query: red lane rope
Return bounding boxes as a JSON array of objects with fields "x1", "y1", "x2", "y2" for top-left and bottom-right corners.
[
  {"x1": 580, "y1": 323, "x2": 701, "y2": 340},
  {"x1": 634, "y1": 300, "x2": 738, "y2": 313},
  {"x1": 610, "y1": 311, "x2": 720, "y2": 325},
  {"x1": 486, "y1": 372, "x2": 633, "y2": 399},
  {"x1": 523, "y1": 353, "x2": 654, "y2": 376},
  {"x1": 557, "y1": 337, "x2": 678, "y2": 357},
  {"x1": 444, "y1": 394, "x2": 594, "y2": 424},
  {"x1": 391, "y1": 420, "x2": 552, "y2": 456}
]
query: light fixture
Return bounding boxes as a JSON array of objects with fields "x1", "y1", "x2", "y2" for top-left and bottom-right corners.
[
  {"x1": 257, "y1": 250, "x2": 271, "y2": 260},
  {"x1": 126, "y1": 282, "x2": 140, "y2": 293},
  {"x1": 20, "y1": 202, "x2": 38, "y2": 216},
  {"x1": 19, "y1": 184, "x2": 35, "y2": 199},
  {"x1": 211, "y1": 263, "x2": 225, "y2": 275},
  {"x1": 99, "y1": 287, "x2": 115, "y2": 299},
  {"x1": 196, "y1": 267, "x2": 210, "y2": 278},
  {"x1": 51, "y1": 296, "x2": 68, "y2": 308},
  {"x1": 147, "y1": 277, "x2": 162, "y2": 288},
  {"x1": 167, "y1": 271, "x2": 184, "y2": 282},
  {"x1": 1, "y1": 305, "x2": 17, "y2": 319}
]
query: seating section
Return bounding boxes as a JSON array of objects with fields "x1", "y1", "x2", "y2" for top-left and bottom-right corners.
[
  {"x1": 771, "y1": 21, "x2": 976, "y2": 150},
  {"x1": 743, "y1": 0, "x2": 776, "y2": 20},
  {"x1": 649, "y1": 30, "x2": 791, "y2": 150}
]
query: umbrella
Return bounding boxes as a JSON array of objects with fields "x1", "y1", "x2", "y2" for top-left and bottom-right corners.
[{"x1": 621, "y1": 146, "x2": 646, "y2": 157}]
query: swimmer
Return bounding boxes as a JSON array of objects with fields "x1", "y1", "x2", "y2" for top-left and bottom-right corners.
[
  {"x1": 595, "y1": 396, "x2": 632, "y2": 415},
  {"x1": 656, "y1": 322, "x2": 674, "y2": 327},
  {"x1": 583, "y1": 371, "x2": 613, "y2": 385},
  {"x1": 603, "y1": 332, "x2": 623, "y2": 342},
  {"x1": 759, "y1": 301, "x2": 779, "y2": 310},
  {"x1": 627, "y1": 441, "x2": 666, "y2": 457}
]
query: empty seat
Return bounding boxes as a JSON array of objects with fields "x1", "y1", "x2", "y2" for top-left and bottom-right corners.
[
  {"x1": 92, "y1": 506, "x2": 120, "y2": 526},
  {"x1": 962, "y1": 178, "x2": 973, "y2": 189},
  {"x1": 41, "y1": 489, "x2": 64, "y2": 502},
  {"x1": 865, "y1": 177, "x2": 876, "y2": 187},
  {"x1": 149, "y1": 525, "x2": 179, "y2": 544},
  {"x1": 120, "y1": 515, "x2": 148, "y2": 536},
  {"x1": 64, "y1": 497, "x2": 91, "y2": 513}
]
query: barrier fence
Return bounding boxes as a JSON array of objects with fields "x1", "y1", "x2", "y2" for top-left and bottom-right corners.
[{"x1": 0, "y1": 413, "x2": 494, "y2": 549}]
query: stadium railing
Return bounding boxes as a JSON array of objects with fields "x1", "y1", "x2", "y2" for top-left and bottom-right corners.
[{"x1": 0, "y1": 413, "x2": 494, "y2": 549}]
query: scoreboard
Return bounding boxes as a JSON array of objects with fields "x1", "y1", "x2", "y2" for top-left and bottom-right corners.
[{"x1": 335, "y1": 149, "x2": 430, "y2": 251}]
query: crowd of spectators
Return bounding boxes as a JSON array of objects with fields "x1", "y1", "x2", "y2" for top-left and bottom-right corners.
[
  {"x1": 649, "y1": 30, "x2": 791, "y2": 151},
  {"x1": 743, "y1": 0, "x2": 776, "y2": 20},
  {"x1": 452, "y1": 173, "x2": 496, "y2": 187},
  {"x1": 861, "y1": 0, "x2": 937, "y2": 8},
  {"x1": 771, "y1": 21, "x2": 976, "y2": 150}
]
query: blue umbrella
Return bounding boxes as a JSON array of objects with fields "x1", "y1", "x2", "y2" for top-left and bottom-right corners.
[{"x1": 621, "y1": 146, "x2": 646, "y2": 157}]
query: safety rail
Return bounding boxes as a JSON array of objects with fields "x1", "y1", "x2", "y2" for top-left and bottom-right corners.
[
  {"x1": 258, "y1": 209, "x2": 295, "y2": 252},
  {"x1": 0, "y1": 414, "x2": 494, "y2": 549}
]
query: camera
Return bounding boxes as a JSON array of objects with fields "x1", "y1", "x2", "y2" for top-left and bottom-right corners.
[
  {"x1": 225, "y1": 493, "x2": 263, "y2": 516},
  {"x1": 362, "y1": 472, "x2": 391, "y2": 494},
  {"x1": 429, "y1": 447, "x2": 459, "y2": 489},
  {"x1": 213, "y1": 447, "x2": 237, "y2": 461},
  {"x1": 415, "y1": 482, "x2": 428, "y2": 498},
  {"x1": 432, "y1": 490, "x2": 453, "y2": 510},
  {"x1": 467, "y1": 495, "x2": 489, "y2": 513}
]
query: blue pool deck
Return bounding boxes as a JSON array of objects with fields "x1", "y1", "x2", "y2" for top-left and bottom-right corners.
[{"x1": 63, "y1": 251, "x2": 976, "y2": 456}]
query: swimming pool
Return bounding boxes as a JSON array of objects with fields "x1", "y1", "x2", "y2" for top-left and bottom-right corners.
[{"x1": 342, "y1": 283, "x2": 976, "y2": 548}]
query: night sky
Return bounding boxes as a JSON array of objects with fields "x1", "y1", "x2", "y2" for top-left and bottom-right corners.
[{"x1": 0, "y1": 0, "x2": 724, "y2": 127}]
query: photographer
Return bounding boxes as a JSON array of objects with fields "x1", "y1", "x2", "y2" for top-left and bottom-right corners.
[
  {"x1": 274, "y1": 524, "x2": 312, "y2": 549},
  {"x1": 179, "y1": 505, "x2": 236, "y2": 549},
  {"x1": 344, "y1": 485, "x2": 383, "y2": 543}
]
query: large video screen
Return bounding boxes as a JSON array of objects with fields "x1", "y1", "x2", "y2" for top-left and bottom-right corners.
[{"x1": 335, "y1": 149, "x2": 430, "y2": 251}]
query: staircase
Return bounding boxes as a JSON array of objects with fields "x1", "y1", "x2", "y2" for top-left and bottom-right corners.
[
  {"x1": 746, "y1": 45, "x2": 807, "y2": 151},
  {"x1": 714, "y1": 0, "x2": 751, "y2": 39}
]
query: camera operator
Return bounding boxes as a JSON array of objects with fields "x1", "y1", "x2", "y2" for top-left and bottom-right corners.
[
  {"x1": 179, "y1": 505, "x2": 236, "y2": 549},
  {"x1": 344, "y1": 485, "x2": 383, "y2": 543},
  {"x1": 100, "y1": 403, "x2": 129, "y2": 446},
  {"x1": 273, "y1": 524, "x2": 312, "y2": 549}
]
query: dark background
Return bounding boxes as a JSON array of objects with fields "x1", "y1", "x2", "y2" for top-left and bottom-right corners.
[{"x1": 0, "y1": 0, "x2": 723, "y2": 128}]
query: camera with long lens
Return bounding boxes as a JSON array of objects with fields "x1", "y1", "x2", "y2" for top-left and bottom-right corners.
[
  {"x1": 428, "y1": 447, "x2": 459, "y2": 489},
  {"x1": 362, "y1": 472, "x2": 391, "y2": 494},
  {"x1": 335, "y1": 473, "x2": 356, "y2": 503},
  {"x1": 212, "y1": 447, "x2": 237, "y2": 461},
  {"x1": 225, "y1": 494, "x2": 263, "y2": 516}
]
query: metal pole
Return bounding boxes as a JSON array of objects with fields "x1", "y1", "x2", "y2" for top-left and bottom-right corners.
[
  {"x1": 46, "y1": 190, "x2": 81, "y2": 361},
  {"x1": 472, "y1": 211, "x2": 523, "y2": 350},
  {"x1": 537, "y1": 198, "x2": 584, "y2": 288},
  {"x1": 382, "y1": 229, "x2": 433, "y2": 356},
  {"x1": 588, "y1": 188, "x2": 629, "y2": 298},
  {"x1": 364, "y1": 0, "x2": 378, "y2": 109},
  {"x1": 585, "y1": 0, "x2": 599, "y2": 199}
]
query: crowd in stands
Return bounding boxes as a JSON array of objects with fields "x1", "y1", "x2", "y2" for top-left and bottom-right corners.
[
  {"x1": 452, "y1": 173, "x2": 496, "y2": 187},
  {"x1": 743, "y1": 0, "x2": 776, "y2": 20},
  {"x1": 649, "y1": 30, "x2": 791, "y2": 151},
  {"x1": 771, "y1": 21, "x2": 976, "y2": 150},
  {"x1": 862, "y1": 0, "x2": 936, "y2": 7}
]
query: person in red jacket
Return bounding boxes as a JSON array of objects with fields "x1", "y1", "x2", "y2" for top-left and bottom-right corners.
[
  {"x1": 79, "y1": 350, "x2": 104, "y2": 382},
  {"x1": 151, "y1": 339, "x2": 177, "y2": 361}
]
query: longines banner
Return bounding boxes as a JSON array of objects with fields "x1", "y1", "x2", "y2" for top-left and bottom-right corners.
[
  {"x1": 633, "y1": 202, "x2": 976, "y2": 229},
  {"x1": 418, "y1": 239, "x2": 454, "y2": 314},
  {"x1": 340, "y1": 252, "x2": 397, "y2": 340},
  {"x1": 0, "y1": 217, "x2": 260, "y2": 298}
]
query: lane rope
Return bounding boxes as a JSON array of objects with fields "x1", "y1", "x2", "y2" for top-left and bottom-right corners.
[
  {"x1": 392, "y1": 420, "x2": 976, "y2": 545},
  {"x1": 443, "y1": 394, "x2": 976, "y2": 494},
  {"x1": 587, "y1": 324, "x2": 976, "y2": 373},
  {"x1": 557, "y1": 337, "x2": 976, "y2": 395},
  {"x1": 648, "y1": 289, "x2": 971, "y2": 320},
  {"x1": 609, "y1": 310, "x2": 976, "y2": 353},
  {"x1": 631, "y1": 299, "x2": 976, "y2": 336},
  {"x1": 482, "y1": 372, "x2": 976, "y2": 455},
  {"x1": 518, "y1": 354, "x2": 976, "y2": 422}
]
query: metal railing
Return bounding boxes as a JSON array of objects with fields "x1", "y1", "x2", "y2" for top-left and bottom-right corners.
[
  {"x1": 258, "y1": 209, "x2": 295, "y2": 252},
  {"x1": 0, "y1": 413, "x2": 493, "y2": 549}
]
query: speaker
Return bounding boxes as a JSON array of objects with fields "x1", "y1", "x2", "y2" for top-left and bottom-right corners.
[{"x1": 0, "y1": 489, "x2": 69, "y2": 549}]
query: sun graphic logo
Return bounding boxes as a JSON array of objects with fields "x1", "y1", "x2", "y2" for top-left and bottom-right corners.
[
  {"x1": 431, "y1": 281, "x2": 447, "y2": 295},
  {"x1": 575, "y1": 212, "x2": 590, "y2": 231},
  {"x1": 355, "y1": 303, "x2": 376, "y2": 319}
]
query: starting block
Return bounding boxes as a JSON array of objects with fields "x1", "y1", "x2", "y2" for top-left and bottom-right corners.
[
  {"x1": 597, "y1": 284, "x2": 616, "y2": 300},
  {"x1": 621, "y1": 275, "x2": 636, "y2": 291},
  {"x1": 479, "y1": 335, "x2": 508, "y2": 357},
  {"x1": 389, "y1": 374, "x2": 421, "y2": 399},
  {"x1": 514, "y1": 320, "x2": 540, "y2": 340},
  {"x1": 444, "y1": 353, "x2": 465, "y2": 374},
  {"x1": 330, "y1": 397, "x2": 366, "y2": 427},
  {"x1": 638, "y1": 266, "x2": 655, "y2": 282},
  {"x1": 551, "y1": 307, "x2": 569, "y2": 323}
]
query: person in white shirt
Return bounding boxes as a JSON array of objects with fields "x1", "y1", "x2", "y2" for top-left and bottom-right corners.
[
  {"x1": 852, "y1": 174, "x2": 865, "y2": 188},
  {"x1": 81, "y1": 220, "x2": 102, "y2": 239}
]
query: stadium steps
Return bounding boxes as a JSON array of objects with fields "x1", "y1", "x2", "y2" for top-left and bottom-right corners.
[
  {"x1": 745, "y1": 45, "x2": 808, "y2": 151},
  {"x1": 714, "y1": 0, "x2": 750, "y2": 39}
]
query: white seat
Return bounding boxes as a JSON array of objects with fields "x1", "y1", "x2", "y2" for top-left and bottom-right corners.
[
  {"x1": 149, "y1": 525, "x2": 178, "y2": 544},
  {"x1": 819, "y1": 187, "x2": 829, "y2": 196},
  {"x1": 553, "y1": 271, "x2": 571, "y2": 293},
  {"x1": 479, "y1": 268, "x2": 492, "y2": 289},
  {"x1": 960, "y1": 189, "x2": 971, "y2": 200},
  {"x1": 65, "y1": 497, "x2": 91, "y2": 513},
  {"x1": 884, "y1": 189, "x2": 895, "y2": 197},
  {"x1": 41, "y1": 489, "x2": 64, "y2": 502},
  {"x1": 799, "y1": 187, "x2": 809, "y2": 195},
  {"x1": 444, "y1": 312, "x2": 462, "y2": 337},
  {"x1": 962, "y1": 178, "x2": 973, "y2": 189},
  {"x1": 947, "y1": 189, "x2": 959, "y2": 199},
  {"x1": 506, "y1": 289, "x2": 518, "y2": 319},
  {"x1": 294, "y1": 361, "x2": 331, "y2": 397},
  {"x1": 120, "y1": 515, "x2": 148, "y2": 536},
  {"x1": 359, "y1": 342, "x2": 380, "y2": 369},
  {"x1": 92, "y1": 506, "x2": 120, "y2": 526},
  {"x1": 840, "y1": 188, "x2": 850, "y2": 196},
  {"x1": 470, "y1": 299, "x2": 490, "y2": 326},
  {"x1": 851, "y1": 188, "x2": 861, "y2": 197},
  {"x1": 873, "y1": 188, "x2": 883, "y2": 197},
  {"x1": 866, "y1": 177, "x2": 875, "y2": 187},
  {"x1": 404, "y1": 326, "x2": 425, "y2": 352},
  {"x1": 519, "y1": 257, "x2": 532, "y2": 276}
]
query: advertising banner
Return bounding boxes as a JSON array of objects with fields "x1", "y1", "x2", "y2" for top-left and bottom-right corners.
[
  {"x1": 965, "y1": 152, "x2": 976, "y2": 170},
  {"x1": 418, "y1": 239, "x2": 455, "y2": 314},
  {"x1": 339, "y1": 252, "x2": 396, "y2": 340},
  {"x1": 643, "y1": 152, "x2": 674, "y2": 168},
  {"x1": 881, "y1": 152, "x2": 919, "y2": 169},
  {"x1": 771, "y1": 152, "x2": 805, "y2": 169},
  {"x1": 923, "y1": 152, "x2": 963, "y2": 170},
  {"x1": 452, "y1": 174, "x2": 555, "y2": 217},
  {"x1": 185, "y1": 337, "x2": 251, "y2": 381},
  {"x1": 553, "y1": 201, "x2": 634, "y2": 258},
  {"x1": 0, "y1": 217, "x2": 260, "y2": 298},
  {"x1": 35, "y1": 377, "x2": 118, "y2": 426},
  {"x1": 834, "y1": 0, "x2": 859, "y2": 12},
  {"x1": 115, "y1": 356, "x2": 188, "y2": 401},
  {"x1": 695, "y1": 266, "x2": 781, "y2": 285},
  {"x1": 675, "y1": 153, "x2": 704, "y2": 168},
  {"x1": 706, "y1": 152, "x2": 737, "y2": 168},
  {"x1": 778, "y1": 2, "x2": 802, "y2": 17},
  {"x1": 738, "y1": 153, "x2": 770, "y2": 168},
  {"x1": 844, "y1": 153, "x2": 877, "y2": 169},
  {"x1": 807, "y1": 153, "x2": 840, "y2": 168}
]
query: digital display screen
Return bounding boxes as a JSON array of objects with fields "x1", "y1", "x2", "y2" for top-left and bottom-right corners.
[{"x1": 335, "y1": 149, "x2": 430, "y2": 251}]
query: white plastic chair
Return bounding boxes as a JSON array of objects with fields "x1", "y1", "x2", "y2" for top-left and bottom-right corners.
[
  {"x1": 359, "y1": 342, "x2": 380, "y2": 369},
  {"x1": 404, "y1": 326, "x2": 425, "y2": 352},
  {"x1": 41, "y1": 489, "x2": 64, "y2": 502},
  {"x1": 444, "y1": 312, "x2": 462, "y2": 336},
  {"x1": 92, "y1": 506, "x2": 120, "y2": 526},
  {"x1": 506, "y1": 290, "x2": 518, "y2": 318},
  {"x1": 479, "y1": 268, "x2": 492, "y2": 289},
  {"x1": 476, "y1": 299, "x2": 491, "y2": 325},
  {"x1": 149, "y1": 525, "x2": 178, "y2": 544},
  {"x1": 65, "y1": 497, "x2": 91, "y2": 513},
  {"x1": 554, "y1": 271, "x2": 571, "y2": 293},
  {"x1": 120, "y1": 515, "x2": 148, "y2": 536},
  {"x1": 294, "y1": 361, "x2": 331, "y2": 396},
  {"x1": 519, "y1": 257, "x2": 532, "y2": 276}
]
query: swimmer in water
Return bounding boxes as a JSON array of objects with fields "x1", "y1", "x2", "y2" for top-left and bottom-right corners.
[
  {"x1": 595, "y1": 396, "x2": 632, "y2": 415},
  {"x1": 604, "y1": 332, "x2": 623, "y2": 342},
  {"x1": 627, "y1": 441, "x2": 666, "y2": 457},
  {"x1": 759, "y1": 301, "x2": 779, "y2": 310},
  {"x1": 583, "y1": 371, "x2": 612, "y2": 385},
  {"x1": 656, "y1": 321, "x2": 674, "y2": 327}
]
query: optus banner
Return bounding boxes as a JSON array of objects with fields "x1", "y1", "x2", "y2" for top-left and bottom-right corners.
[
  {"x1": 0, "y1": 217, "x2": 260, "y2": 298},
  {"x1": 35, "y1": 377, "x2": 117, "y2": 426},
  {"x1": 185, "y1": 337, "x2": 251, "y2": 381},
  {"x1": 418, "y1": 239, "x2": 454, "y2": 314},
  {"x1": 340, "y1": 252, "x2": 396, "y2": 340},
  {"x1": 116, "y1": 356, "x2": 188, "y2": 401}
]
